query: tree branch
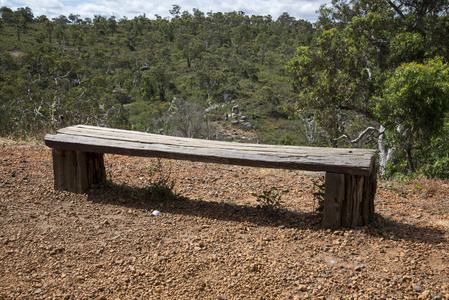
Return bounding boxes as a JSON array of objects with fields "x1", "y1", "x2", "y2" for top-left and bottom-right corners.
[
  {"x1": 385, "y1": 0, "x2": 406, "y2": 20},
  {"x1": 334, "y1": 126, "x2": 379, "y2": 144},
  {"x1": 54, "y1": 69, "x2": 73, "y2": 85}
]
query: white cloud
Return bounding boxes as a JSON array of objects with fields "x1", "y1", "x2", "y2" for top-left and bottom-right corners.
[{"x1": 2, "y1": 0, "x2": 330, "y2": 21}]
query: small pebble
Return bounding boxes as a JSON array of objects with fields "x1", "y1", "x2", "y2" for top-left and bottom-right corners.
[{"x1": 413, "y1": 285, "x2": 423, "y2": 292}]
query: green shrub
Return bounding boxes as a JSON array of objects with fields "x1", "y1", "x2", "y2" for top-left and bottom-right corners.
[{"x1": 252, "y1": 187, "x2": 288, "y2": 211}]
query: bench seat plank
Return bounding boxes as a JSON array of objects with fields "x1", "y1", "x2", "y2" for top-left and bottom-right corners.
[{"x1": 45, "y1": 125, "x2": 376, "y2": 176}]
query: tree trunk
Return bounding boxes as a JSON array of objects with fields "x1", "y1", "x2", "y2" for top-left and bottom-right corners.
[
  {"x1": 159, "y1": 85, "x2": 165, "y2": 102},
  {"x1": 406, "y1": 145, "x2": 415, "y2": 172}
]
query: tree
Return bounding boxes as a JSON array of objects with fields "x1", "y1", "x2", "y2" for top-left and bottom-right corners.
[
  {"x1": 13, "y1": 7, "x2": 34, "y2": 41},
  {"x1": 287, "y1": 0, "x2": 449, "y2": 174},
  {"x1": 108, "y1": 16, "x2": 118, "y2": 36},
  {"x1": 169, "y1": 5, "x2": 181, "y2": 18},
  {"x1": 175, "y1": 32, "x2": 204, "y2": 68},
  {"x1": 166, "y1": 97, "x2": 207, "y2": 138},
  {"x1": 374, "y1": 58, "x2": 449, "y2": 172},
  {"x1": 140, "y1": 62, "x2": 175, "y2": 103},
  {"x1": 93, "y1": 15, "x2": 107, "y2": 36},
  {"x1": 44, "y1": 19, "x2": 53, "y2": 43},
  {"x1": 68, "y1": 13, "x2": 80, "y2": 24},
  {"x1": 0, "y1": 6, "x2": 14, "y2": 23},
  {"x1": 195, "y1": 53, "x2": 226, "y2": 99}
]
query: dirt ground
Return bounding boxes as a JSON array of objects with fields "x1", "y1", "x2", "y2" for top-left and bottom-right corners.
[{"x1": 1, "y1": 139, "x2": 448, "y2": 299}]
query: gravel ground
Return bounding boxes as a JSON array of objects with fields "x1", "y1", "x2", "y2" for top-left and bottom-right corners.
[{"x1": 1, "y1": 139, "x2": 448, "y2": 299}]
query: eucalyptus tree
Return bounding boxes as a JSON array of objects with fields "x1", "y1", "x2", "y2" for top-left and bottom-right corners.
[
  {"x1": 13, "y1": 7, "x2": 33, "y2": 41},
  {"x1": 0, "y1": 6, "x2": 14, "y2": 23},
  {"x1": 287, "y1": 0, "x2": 449, "y2": 175}
]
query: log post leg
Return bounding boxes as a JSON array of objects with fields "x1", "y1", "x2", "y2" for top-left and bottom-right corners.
[
  {"x1": 323, "y1": 171, "x2": 377, "y2": 229},
  {"x1": 52, "y1": 149, "x2": 106, "y2": 194}
]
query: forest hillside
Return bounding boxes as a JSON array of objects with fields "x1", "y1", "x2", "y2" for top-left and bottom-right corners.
[{"x1": 0, "y1": 6, "x2": 313, "y2": 146}]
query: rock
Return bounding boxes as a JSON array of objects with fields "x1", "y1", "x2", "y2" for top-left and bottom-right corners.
[
  {"x1": 354, "y1": 265, "x2": 363, "y2": 271},
  {"x1": 297, "y1": 284, "x2": 307, "y2": 292},
  {"x1": 413, "y1": 285, "x2": 423, "y2": 292},
  {"x1": 242, "y1": 122, "x2": 253, "y2": 129},
  {"x1": 205, "y1": 104, "x2": 218, "y2": 113},
  {"x1": 231, "y1": 120, "x2": 239, "y2": 125},
  {"x1": 418, "y1": 290, "x2": 430, "y2": 299}
]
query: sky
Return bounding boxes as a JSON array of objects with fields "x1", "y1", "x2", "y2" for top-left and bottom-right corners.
[{"x1": 0, "y1": 0, "x2": 330, "y2": 22}]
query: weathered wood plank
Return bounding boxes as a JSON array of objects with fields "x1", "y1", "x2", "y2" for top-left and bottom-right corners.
[
  {"x1": 52, "y1": 149, "x2": 105, "y2": 193},
  {"x1": 45, "y1": 126, "x2": 377, "y2": 176},
  {"x1": 58, "y1": 125, "x2": 376, "y2": 158},
  {"x1": 323, "y1": 172, "x2": 345, "y2": 229},
  {"x1": 323, "y1": 172, "x2": 376, "y2": 229}
]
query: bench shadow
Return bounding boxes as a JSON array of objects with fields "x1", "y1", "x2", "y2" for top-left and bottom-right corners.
[
  {"x1": 85, "y1": 183, "x2": 448, "y2": 246},
  {"x1": 86, "y1": 182, "x2": 322, "y2": 230},
  {"x1": 366, "y1": 214, "x2": 448, "y2": 246}
]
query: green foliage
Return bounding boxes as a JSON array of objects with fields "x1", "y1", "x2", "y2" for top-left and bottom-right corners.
[
  {"x1": 376, "y1": 58, "x2": 449, "y2": 138},
  {"x1": 423, "y1": 138, "x2": 449, "y2": 179},
  {"x1": 252, "y1": 187, "x2": 288, "y2": 211},
  {"x1": 375, "y1": 58, "x2": 449, "y2": 172},
  {"x1": 287, "y1": 0, "x2": 449, "y2": 176},
  {"x1": 0, "y1": 5, "x2": 312, "y2": 143}
]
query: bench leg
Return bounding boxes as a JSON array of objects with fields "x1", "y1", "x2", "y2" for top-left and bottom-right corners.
[
  {"x1": 52, "y1": 149, "x2": 106, "y2": 194},
  {"x1": 323, "y1": 171, "x2": 376, "y2": 229}
]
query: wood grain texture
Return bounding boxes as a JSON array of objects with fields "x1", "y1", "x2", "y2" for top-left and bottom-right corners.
[
  {"x1": 323, "y1": 172, "x2": 376, "y2": 229},
  {"x1": 323, "y1": 172, "x2": 345, "y2": 229},
  {"x1": 45, "y1": 125, "x2": 377, "y2": 176},
  {"x1": 52, "y1": 149, "x2": 105, "y2": 193}
]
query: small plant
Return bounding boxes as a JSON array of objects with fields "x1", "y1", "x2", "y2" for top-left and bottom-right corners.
[
  {"x1": 146, "y1": 159, "x2": 176, "y2": 203},
  {"x1": 252, "y1": 187, "x2": 288, "y2": 211},
  {"x1": 386, "y1": 183, "x2": 408, "y2": 198},
  {"x1": 106, "y1": 156, "x2": 116, "y2": 181},
  {"x1": 145, "y1": 165, "x2": 159, "y2": 173},
  {"x1": 312, "y1": 176, "x2": 325, "y2": 213}
]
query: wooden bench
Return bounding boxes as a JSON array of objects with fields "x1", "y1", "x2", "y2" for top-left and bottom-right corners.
[{"x1": 44, "y1": 125, "x2": 377, "y2": 229}]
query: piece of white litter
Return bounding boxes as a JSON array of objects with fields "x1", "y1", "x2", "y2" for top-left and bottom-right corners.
[
  {"x1": 330, "y1": 260, "x2": 338, "y2": 264},
  {"x1": 152, "y1": 210, "x2": 161, "y2": 216}
]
